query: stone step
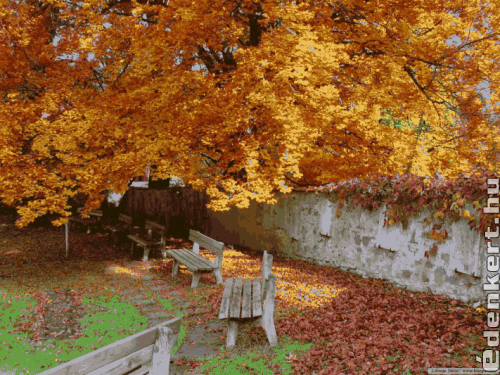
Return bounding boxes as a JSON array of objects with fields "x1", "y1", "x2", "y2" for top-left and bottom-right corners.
[
  {"x1": 151, "y1": 285, "x2": 172, "y2": 291},
  {"x1": 148, "y1": 311, "x2": 175, "y2": 319}
]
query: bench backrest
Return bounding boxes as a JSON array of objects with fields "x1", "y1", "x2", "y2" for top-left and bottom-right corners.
[
  {"x1": 189, "y1": 229, "x2": 224, "y2": 257},
  {"x1": 145, "y1": 219, "x2": 166, "y2": 237},
  {"x1": 38, "y1": 316, "x2": 182, "y2": 375},
  {"x1": 118, "y1": 213, "x2": 132, "y2": 226}
]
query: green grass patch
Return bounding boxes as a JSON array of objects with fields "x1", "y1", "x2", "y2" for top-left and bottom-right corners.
[
  {"x1": 192, "y1": 336, "x2": 314, "y2": 375},
  {"x1": 0, "y1": 288, "x2": 186, "y2": 374}
]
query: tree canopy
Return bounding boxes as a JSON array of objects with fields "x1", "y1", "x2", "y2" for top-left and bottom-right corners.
[{"x1": 0, "y1": 0, "x2": 499, "y2": 227}]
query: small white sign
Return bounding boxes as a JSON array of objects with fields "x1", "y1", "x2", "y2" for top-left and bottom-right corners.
[{"x1": 428, "y1": 368, "x2": 500, "y2": 374}]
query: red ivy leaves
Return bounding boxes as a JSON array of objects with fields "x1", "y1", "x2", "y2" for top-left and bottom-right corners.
[{"x1": 300, "y1": 170, "x2": 498, "y2": 259}]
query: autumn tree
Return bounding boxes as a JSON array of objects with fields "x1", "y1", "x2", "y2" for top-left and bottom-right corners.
[{"x1": 0, "y1": 0, "x2": 498, "y2": 227}]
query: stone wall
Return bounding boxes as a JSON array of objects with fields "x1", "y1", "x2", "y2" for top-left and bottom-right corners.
[
  {"x1": 206, "y1": 191, "x2": 499, "y2": 305},
  {"x1": 129, "y1": 187, "x2": 499, "y2": 305}
]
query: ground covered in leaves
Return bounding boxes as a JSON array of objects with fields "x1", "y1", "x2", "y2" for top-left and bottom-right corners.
[{"x1": 0, "y1": 212, "x2": 489, "y2": 375}]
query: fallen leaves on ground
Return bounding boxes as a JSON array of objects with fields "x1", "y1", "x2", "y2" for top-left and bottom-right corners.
[{"x1": 0, "y1": 215, "x2": 488, "y2": 374}]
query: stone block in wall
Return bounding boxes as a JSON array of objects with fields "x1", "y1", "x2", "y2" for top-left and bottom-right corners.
[
  {"x1": 318, "y1": 202, "x2": 334, "y2": 238},
  {"x1": 448, "y1": 203, "x2": 483, "y2": 278},
  {"x1": 374, "y1": 203, "x2": 411, "y2": 253}
]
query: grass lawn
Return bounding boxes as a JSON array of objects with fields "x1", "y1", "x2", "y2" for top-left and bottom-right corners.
[{"x1": 0, "y1": 214, "x2": 488, "y2": 374}]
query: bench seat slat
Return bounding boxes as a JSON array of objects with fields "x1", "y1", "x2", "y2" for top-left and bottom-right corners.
[
  {"x1": 166, "y1": 249, "x2": 205, "y2": 272},
  {"x1": 230, "y1": 277, "x2": 243, "y2": 319},
  {"x1": 176, "y1": 248, "x2": 215, "y2": 270},
  {"x1": 241, "y1": 278, "x2": 252, "y2": 319},
  {"x1": 128, "y1": 234, "x2": 163, "y2": 245},
  {"x1": 252, "y1": 277, "x2": 262, "y2": 317},
  {"x1": 180, "y1": 252, "x2": 212, "y2": 271},
  {"x1": 103, "y1": 224, "x2": 129, "y2": 232},
  {"x1": 177, "y1": 249, "x2": 215, "y2": 272},
  {"x1": 166, "y1": 249, "x2": 215, "y2": 272},
  {"x1": 219, "y1": 278, "x2": 234, "y2": 319}
]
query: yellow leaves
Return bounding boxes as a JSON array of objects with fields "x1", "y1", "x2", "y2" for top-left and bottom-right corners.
[
  {"x1": 462, "y1": 210, "x2": 471, "y2": 219},
  {"x1": 79, "y1": 37, "x2": 94, "y2": 50},
  {"x1": 1, "y1": 0, "x2": 498, "y2": 224},
  {"x1": 131, "y1": 6, "x2": 143, "y2": 15}
]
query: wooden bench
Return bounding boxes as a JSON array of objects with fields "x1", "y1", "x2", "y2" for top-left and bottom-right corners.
[
  {"x1": 218, "y1": 250, "x2": 278, "y2": 349},
  {"x1": 128, "y1": 219, "x2": 166, "y2": 262},
  {"x1": 68, "y1": 208, "x2": 103, "y2": 234},
  {"x1": 38, "y1": 316, "x2": 182, "y2": 375},
  {"x1": 164, "y1": 229, "x2": 224, "y2": 289},
  {"x1": 103, "y1": 213, "x2": 133, "y2": 247}
]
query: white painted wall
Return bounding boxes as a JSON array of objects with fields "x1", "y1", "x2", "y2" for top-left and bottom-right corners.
[{"x1": 206, "y1": 190, "x2": 499, "y2": 306}]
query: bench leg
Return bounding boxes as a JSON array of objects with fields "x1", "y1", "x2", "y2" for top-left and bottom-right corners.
[
  {"x1": 142, "y1": 247, "x2": 150, "y2": 262},
  {"x1": 151, "y1": 326, "x2": 174, "y2": 375},
  {"x1": 191, "y1": 272, "x2": 201, "y2": 288},
  {"x1": 213, "y1": 268, "x2": 223, "y2": 285},
  {"x1": 226, "y1": 320, "x2": 238, "y2": 349},
  {"x1": 131, "y1": 242, "x2": 135, "y2": 257},
  {"x1": 86, "y1": 224, "x2": 91, "y2": 234},
  {"x1": 262, "y1": 296, "x2": 278, "y2": 347},
  {"x1": 172, "y1": 260, "x2": 179, "y2": 276}
]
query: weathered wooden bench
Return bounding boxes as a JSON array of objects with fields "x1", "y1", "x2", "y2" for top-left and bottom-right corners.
[
  {"x1": 68, "y1": 208, "x2": 103, "y2": 234},
  {"x1": 218, "y1": 250, "x2": 278, "y2": 349},
  {"x1": 128, "y1": 219, "x2": 166, "y2": 262},
  {"x1": 164, "y1": 229, "x2": 224, "y2": 289},
  {"x1": 38, "y1": 316, "x2": 182, "y2": 375},
  {"x1": 103, "y1": 213, "x2": 133, "y2": 247}
]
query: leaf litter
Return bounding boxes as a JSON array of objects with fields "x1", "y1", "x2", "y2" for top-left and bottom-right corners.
[{"x1": 0, "y1": 214, "x2": 489, "y2": 374}]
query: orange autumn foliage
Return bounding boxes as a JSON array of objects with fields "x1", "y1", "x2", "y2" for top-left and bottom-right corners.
[{"x1": 0, "y1": 0, "x2": 499, "y2": 227}]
